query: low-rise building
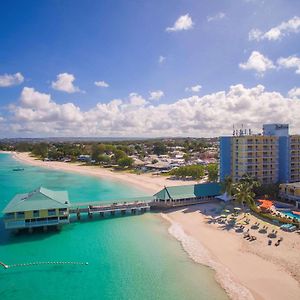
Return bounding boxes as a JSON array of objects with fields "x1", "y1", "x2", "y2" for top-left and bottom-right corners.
[
  {"x1": 151, "y1": 182, "x2": 222, "y2": 207},
  {"x1": 2, "y1": 187, "x2": 70, "y2": 230},
  {"x1": 279, "y1": 182, "x2": 300, "y2": 209}
]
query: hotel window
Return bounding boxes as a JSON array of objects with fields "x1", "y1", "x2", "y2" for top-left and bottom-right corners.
[
  {"x1": 48, "y1": 209, "x2": 56, "y2": 216},
  {"x1": 4, "y1": 213, "x2": 14, "y2": 219},
  {"x1": 33, "y1": 210, "x2": 39, "y2": 218},
  {"x1": 16, "y1": 211, "x2": 25, "y2": 218},
  {"x1": 59, "y1": 208, "x2": 67, "y2": 215}
]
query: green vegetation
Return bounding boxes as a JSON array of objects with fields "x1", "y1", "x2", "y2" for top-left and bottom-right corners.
[
  {"x1": 170, "y1": 165, "x2": 205, "y2": 180},
  {"x1": 31, "y1": 143, "x2": 48, "y2": 159},
  {"x1": 207, "y1": 163, "x2": 218, "y2": 182},
  {"x1": 221, "y1": 176, "x2": 234, "y2": 197},
  {"x1": 253, "y1": 183, "x2": 280, "y2": 200},
  {"x1": 0, "y1": 137, "x2": 218, "y2": 172},
  {"x1": 223, "y1": 174, "x2": 299, "y2": 226},
  {"x1": 117, "y1": 156, "x2": 133, "y2": 168},
  {"x1": 152, "y1": 142, "x2": 167, "y2": 156}
]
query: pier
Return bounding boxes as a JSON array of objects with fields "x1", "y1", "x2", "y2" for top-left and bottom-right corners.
[
  {"x1": 2, "y1": 183, "x2": 222, "y2": 232},
  {"x1": 70, "y1": 200, "x2": 151, "y2": 220}
]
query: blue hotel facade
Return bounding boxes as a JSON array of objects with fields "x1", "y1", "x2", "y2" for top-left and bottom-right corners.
[{"x1": 220, "y1": 124, "x2": 300, "y2": 184}]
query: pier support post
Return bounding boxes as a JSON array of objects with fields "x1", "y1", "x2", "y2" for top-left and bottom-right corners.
[{"x1": 43, "y1": 226, "x2": 48, "y2": 232}]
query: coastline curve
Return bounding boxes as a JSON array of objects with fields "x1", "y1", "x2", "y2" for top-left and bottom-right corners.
[{"x1": 161, "y1": 213, "x2": 255, "y2": 300}]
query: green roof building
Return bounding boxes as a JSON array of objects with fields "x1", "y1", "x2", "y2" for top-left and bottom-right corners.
[
  {"x1": 152, "y1": 182, "x2": 222, "y2": 207},
  {"x1": 2, "y1": 187, "x2": 70, "y2": 230}
]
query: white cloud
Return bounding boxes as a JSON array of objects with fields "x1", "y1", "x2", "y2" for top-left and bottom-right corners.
[
  {"x1": 94, "y1": 81, "x2": 109, "y2": 88},
  {"x1": 207, "y1": 12, "x2": 225, "y2": 22},
  {"x1": 7, "y1": 84, "x2": 300, "y2": 137},
  {"x1": 166, "y1": 14, "x2": 194, "y2": 32},
  {"x1": 13, "y1": 87, "x2": 83, "y2": 124},
  {"x1": 149, "y1": 90, "x2": 164, "y2": 101},
  {"x1": 159, "y1": 56, "x2": 166, "y2": 64},
  {"x1": 185, "y1": 85, "x2": 202, "y2": 93},
  {"x1": 249, "y1": 16, "x2": 300, "y2": 41},
  {"x1": 288, "y1": 87, "x2": 300, "y2": 99},
  {"x1": 128, "y1": 93, "x2": 148, "y2": 106},
  {"x1": 51, "y1": 73, "x2": 81, "y2": 93},
  {"x1": 239, "y1": 51, "x2": 275, "y2": 76},
  {"x1": 248, "y1": 28, "x2": 263, "y2": 41},
  {"x1": 277, "y1": 55, "x2": 300, "y2": 74},
  {"x1": 0, "y1": 72, "x2": 24, "y2": 87}
]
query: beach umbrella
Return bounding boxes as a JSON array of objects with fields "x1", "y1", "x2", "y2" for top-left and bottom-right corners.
[
  {"x1": 234, "y1": 207, "x2": 241, "y2": 211},
  {"x1": 223, "y1": 209, "x2": 230, "y2": 213},
  {"x1": 220, "y1": 214, "x2": 227, "y2": 218}
]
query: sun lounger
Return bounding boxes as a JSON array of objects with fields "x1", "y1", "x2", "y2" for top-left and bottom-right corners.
[
  {"x1": 288, "y1": 226, "x2": 297, "y2": 232},
  {"x1": 243, "y1": 233, "x2": 250, "y2": 239},
  {"x1": 280, "y1": 224, "x2": 293, "y2": 231}
]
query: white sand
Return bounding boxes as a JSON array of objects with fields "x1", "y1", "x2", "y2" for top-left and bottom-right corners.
[
  {"x1": 163, "y1": 203, "x2": 300, "y2": 300},
  {"x1": 8, "y1": 151, "x2": 300, "y2": 300},
  {"x1": 12, "y1": 152, "x2": 199, "y2": 194}
]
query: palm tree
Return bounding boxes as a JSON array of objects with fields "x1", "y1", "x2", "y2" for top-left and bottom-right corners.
[
  {"x1": 234, "y1": 181, "x2": 256, "y2": 208},
  {"x1": 221, "y1": 176, "x2": 234, "y2": 197},
  {"x1": 240, "y1": 173, "x2": 260, "y2": 189}
]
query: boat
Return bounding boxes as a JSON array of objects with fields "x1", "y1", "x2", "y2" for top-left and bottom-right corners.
[{"x1": 12, "y1": 167, "x2": 24, "y2": 171}]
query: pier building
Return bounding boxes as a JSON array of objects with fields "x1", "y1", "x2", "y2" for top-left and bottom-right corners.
[
  {"x1": 2, "y1": 187, "x2": 70, "y2": 230},
  {"x1": 2, "y1": 182, "x2": 225, "y2": 232},
  {"x1": 151, "y1": 182, "x2": 222, "y2": 207}
]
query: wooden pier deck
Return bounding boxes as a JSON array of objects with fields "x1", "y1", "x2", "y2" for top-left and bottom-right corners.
[{"x1": 69, "y1": 196, "x2": 152, "y2": 219}]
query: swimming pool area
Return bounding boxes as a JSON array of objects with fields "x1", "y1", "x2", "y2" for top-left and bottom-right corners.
[{"x1": 282, "y1": 210, "x2": 300, "y2": 220}]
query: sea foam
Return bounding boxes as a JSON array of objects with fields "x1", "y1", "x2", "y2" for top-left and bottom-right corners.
[{"x1": 161, "y1": 213, "x2": 255, "y2": 300}]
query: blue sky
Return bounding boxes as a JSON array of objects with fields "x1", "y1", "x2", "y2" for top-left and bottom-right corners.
[{"x1": 0, "y1": 0, "x2": 300, "y2": 137}]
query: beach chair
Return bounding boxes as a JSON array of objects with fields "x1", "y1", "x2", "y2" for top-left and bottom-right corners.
[{"x1": 288, "y1": 226, "x2": 297, "y2": 232}]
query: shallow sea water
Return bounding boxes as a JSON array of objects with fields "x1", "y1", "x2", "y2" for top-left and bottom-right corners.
[{"x1": 0, "y1": 153, "x2": 228, "y2": 300}]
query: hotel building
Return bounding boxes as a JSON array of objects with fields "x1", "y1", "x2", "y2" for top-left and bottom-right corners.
[
  {"x1": 279, "y1": 182, "x2": 300, "y2": 209},
  {"x1": 220, "y1": 124, "x2": 300, "y2": 184}
]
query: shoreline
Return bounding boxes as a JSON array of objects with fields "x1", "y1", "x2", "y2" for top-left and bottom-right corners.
[
  {"x1": 161, "y1": 213, "x2": 254, "y2": 300},
  {"x1": 6, "y1": 151, "x2": 300, "y2": 300},
  {"x1": 10, "y1": 151, "x2": 199, "y2": 195},
  {"x1": 162, "y1": 205, "x2": 300, "y2": 300}
]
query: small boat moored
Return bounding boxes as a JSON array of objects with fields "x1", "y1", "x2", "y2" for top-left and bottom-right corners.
[{"x1": 12, "y1": 167, "x2": 25, "y2": 171}]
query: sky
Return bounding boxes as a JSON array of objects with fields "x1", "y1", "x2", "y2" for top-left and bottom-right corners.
[{"x1": 0, "y1": 0, "x2": 300, "y2": 138}]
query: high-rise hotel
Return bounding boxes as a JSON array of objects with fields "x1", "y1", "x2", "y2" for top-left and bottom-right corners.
[{"x1": 220, "y1": 124, "x2": 300, "y2": 184}]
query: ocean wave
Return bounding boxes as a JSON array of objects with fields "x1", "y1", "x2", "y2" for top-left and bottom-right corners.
[{"x1": 161, "y1": 213, "x2": 255, "y2": 300}]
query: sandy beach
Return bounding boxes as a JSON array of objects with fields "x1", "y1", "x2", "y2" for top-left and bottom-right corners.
[
  {"x1": 163, "y1": 204, "x2": 300, "y2": 300},
  {"x1": 11, "y1": 152, "x2": 199, "y2": 194},
  {"x1": 8, "y1": 151, "x2": 300, "y2": 300}
]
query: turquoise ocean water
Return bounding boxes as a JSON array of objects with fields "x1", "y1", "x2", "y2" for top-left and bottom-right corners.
[{"x1": 0, "y1": 153, "x2": 228, "y2": 300}]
